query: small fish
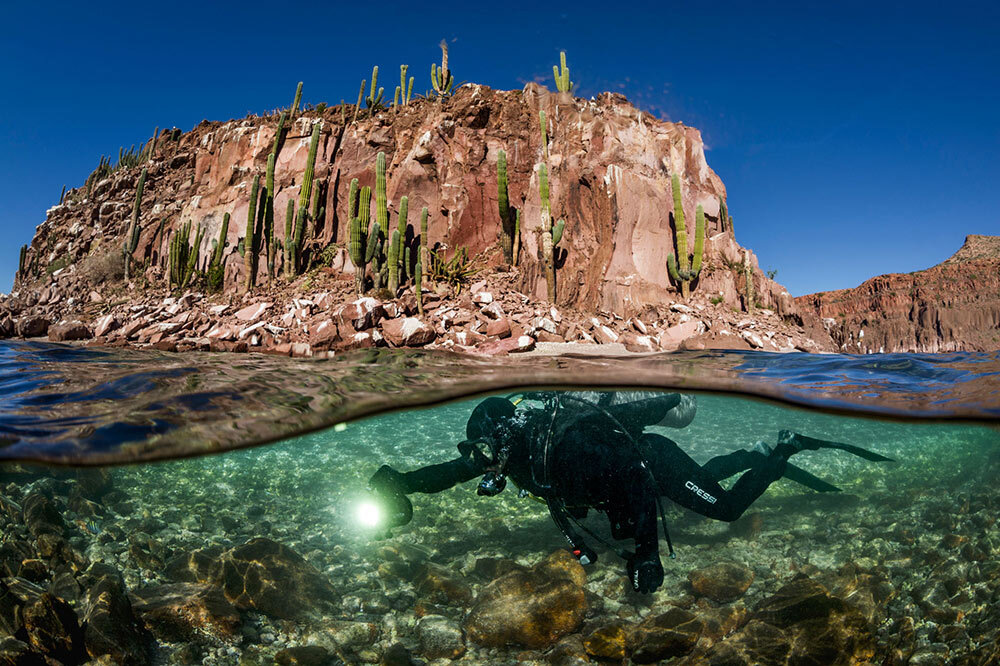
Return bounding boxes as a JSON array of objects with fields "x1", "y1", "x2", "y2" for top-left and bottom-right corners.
[{"x1": 75, "y1": 518, "x2": 100, "y2": 535}]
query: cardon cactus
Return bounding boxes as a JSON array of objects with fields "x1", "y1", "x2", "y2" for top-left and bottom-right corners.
[
  {"x1": 553, "y1": 51, "x2": 572, "y2": 93},
  {"x1": 431, "y1": 40, "x2": 454, "y2": 96},
  {"x1": 420, "y1": 206, "x2": 429, "y2": 273},
  {"x1": 388, "y1": 229, "x2": 401, "y2": 294},
  {"x1": 123, "y1": 167, "x2": 147, "y2": 279},
  {"x1": 665, "y1": 174, "x2": 704, "y2": 300},
  {"x1": 365, "y1": 67, "x2": 384, "y2": 110},
  {"x1": 396, "y1": 195, "x2": 408, "y2": 283},
  {"x1": 244, "y1": 175, "x2": 261, "y2": 292},
  {"x1": 291, "y1": 81, "x2": 303, "y2": 117},
  {"x1": 497, "y1": 150, "x2": 516, "y2": 265},
  {"x1": 375, "y1": 152, "x2": 389, "y2": 236},
  {"x1": 265, "y1": 152, "x2": 276, "y2": 278},
  {"x1": 207, "y1": 212, "x2": 230, "y2": 292},
  {"x1": 182, "y1": 224, "x2": 205, "y2": 290},
  {"x1": 743, "y1": 250, "x2": 755, "y2": 313},
  {"x1": 415, "y1": 259, "x2": 424, "y2": 316},
  {"x1": 287, "y1": 123, "x2": 322, "y2": 277},
  {"x1": 538, "y1": 163, "x2": 557, "y2": 302},
  {"x1": 539, "y1": 110, "x2": 548, "y2": 161}
]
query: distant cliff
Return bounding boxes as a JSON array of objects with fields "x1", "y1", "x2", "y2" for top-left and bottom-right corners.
[{"x1": 796, "y1": 235, "x2": 1000, "y2": 353}]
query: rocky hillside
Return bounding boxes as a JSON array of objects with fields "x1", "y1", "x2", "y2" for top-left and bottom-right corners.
[
  {"x1": 2, "y1": 83, "x2": 832, "y2": 355},
  {"x1": 796, "y1": 235, "x2": 1000, "y2": 353}
]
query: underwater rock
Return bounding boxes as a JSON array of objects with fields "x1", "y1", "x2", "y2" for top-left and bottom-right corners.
[
  {"x1": 218, "y1": 538, "x2": 337, "y2": 620},
  {"x1": 82, "y1": 571, "x2": 152, "y2": 665},
  {"x1": 583, "y1": 621, "x2": 630, "y2": 661},
  {"x1": 274, "y1": 645, "x2": 332, "y2": 665},
  {"x1": 379, "y1": 642, "x2": 417, "y2": 666},
  {"x1": 413, "y1": 562, "x2": 472, "y2": 606},
  {"x1": 628, "y1": 606, "x2": 703, "y2": 663},
  {"x1": 163, "y1": 545, "x2": 224, "y2": 583},
  {"x1": 20, "y1": 592, "x2": 85, "y2": 664},
  {"x1": 463, "y1": 550, "x2": 587, "y2": 649},
  {"x1": 0, "y1": 637, "x2": 40, "y2": 666},
  {"x1": 416, "y1": 614, "x2": 465, "y2": 659},
  {"x1": 688, "y1": 562, "x2": 755, "y2": 603},
  {"x1": 21, "y1": 493, "x2": 66, "y2": 538},
  {"x1": 130, "y1": 583, "x2": 240, "y2": 642},
  {"x1": 324, "y1": 620, "x2": 379, "y2": 653},
  {"x1": 703, "y1": 574, "x2": 876, "y2": 665},
  {"x1": 472, "y1": 556, "x2": 526, "y2": 580}
]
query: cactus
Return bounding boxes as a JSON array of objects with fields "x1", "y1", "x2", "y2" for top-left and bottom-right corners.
[
  {"x1": 291, "y1": 81, "x2": 303, "y2": 117},
  {"x1": 123, "y1": 167, "x2": 147, "y2": 279},
  {"x1": 743, "y1": 250, "x2": 755, "y2": 313},
  {"x1": 539, "y1": 164, "x2": 557, "y2": 302},
  {"x1": 420, "y1": 206, "x2": 429, "y2": 275},
  {"x1": 397, "y1": 195, "x2": 408, "y2": 283},
  {"x1": 207, "y1": 212, "x2": 230, "y2": 292},
  {"x1": 147, "y1": 127, "x2": 158, "y2": 162},
  {"x1": 666, "y1": 174, "x2": 691, "y2": 299},
  {"x1": 539, "y1": 110, "x2": 548, "y2": 161},
  {"x1": 181, "y1": 224, "x2": 205, "y2": 289},
  {"x1": 59, "y1": 185, "x2": 66, "y2": 204},
  {"x1": 399, "y1": 64, "x2": 413, "y2": 105},
  {"x1": 284, "y1": 123, "x2": 322, "y2": 277},
  {"x1": 271, "y1": 112, "x2": 288, "y2": 161},
  {"x1": 244, "y1": 175, "x2": 261, "y2": 292},
  {"x1": 553, "y1": 51, "x2": 572, "y2": 93},
  {"x1": 718, "y1": 196, "x2": 728, "y2": 234},
  {"x1": 354, "y1": 79, "x2": 366, "y2": 122},
  {"x1": 497, "y1": 150, "x2": 516, "y2": 264},
  {"x1": 552, "y1": 218, "x2": 565, "y2": 247},
  {"x1": 265, "y1": 152, "x2": 276, "y2": 278},
  {"x1": 388, "y1": 229, "x2": 400, "y2": 293},
  {"x1": 283, "y1": 200, "x2": 294, "y2": 275},
  {"x1": 431, "y1": 40, "x2": 454, "y2": 96},
  {"x1": 375, "y1": 152, "x2": 389, "y2": 236},
  {"x1": 18, "y1": 245, "x2": 27, "y2": 280},
  {"x1": 691, "y1": 204, "x2": 705, "y2": 276},
  {"x1": 365, "y1": 67, "x2": 384, "y2": 110},
  {"x1": 393, "y1": 86, "x2": 400, "y2": 108},
  {"x1": 415, "y1": 259, "x2": 424, "y2": 316},
  {"x1": 348, "y1": 179, "x2": 369, "y2": 295}
]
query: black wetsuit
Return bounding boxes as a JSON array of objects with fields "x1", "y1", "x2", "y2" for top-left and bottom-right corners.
[{"x1": 370, "y1": 392, "x2": 804, "y2": 593}]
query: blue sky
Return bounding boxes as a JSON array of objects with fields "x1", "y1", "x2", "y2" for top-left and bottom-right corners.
[{"x1": 1, "y1": 0, "x2": 997, "y2": 295}]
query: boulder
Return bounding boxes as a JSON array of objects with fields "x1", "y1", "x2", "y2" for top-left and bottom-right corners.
[
  {"x1": 463, "y1": 550, "x2": 587, "y2": 649},
  {"x1": 336, "y1": 298, "x2": 384, "y2": 331},
  {"x1": 381, "y1": 317, "x2": 436, "y2": 347},
  {"x1": 485, "y1": 317, "x2": 512, "y2": 338},
  {"x1": 628, "y1": 606, "x2": 703, "y2": 663},
  {"x1": 48, "y1": 321, "x2": 93, "y2": 341},
  {"x1": 274, "y1": 645, "x2": 332, "y2": 665},
  {"x1": 417, "y1": 615, "x2": 466, "y2": 660},
  {"x1": 82, "y1": 573, "x2": 152, "y2": 665},
  {"x1": 234, "y1": 302, "x2": 271, "y2": 322},
  {"x1": 16, "y1": 316, "x2": 49, "y2": 338},
  {"x1": 658, "y1": 319, "x2": 704, "y2": 350},
  {"x1": 130, "y1": 583, "x2": 240, "y2": 642},
  {"x1": 218, "y1": 538, "x2": 337, "y2": 620},
  {"x1": 688, "y1": 561, "x2": 755, "y2": 603}
]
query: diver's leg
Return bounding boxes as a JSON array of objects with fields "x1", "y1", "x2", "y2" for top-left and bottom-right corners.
[
  {"x1": 624, "y1": 480, "x2": 664, "y2": 593},
  {"x1": 696, "y1": 443, "x2": 843, "y2": 493},
  {"x1": 642, "y1": 433, "x2": 791, "y2": 522}
]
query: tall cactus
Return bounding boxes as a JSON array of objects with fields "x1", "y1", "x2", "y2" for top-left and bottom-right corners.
[
  {"x1": 375, "y1": 152, "x2": 389, "y2": 237},
  {"x1": 553, "y1": 51, "x2": 572, "y2": 93},
  {"x1": 264, "y1": 152, "x2": 276, "y2": 278},
  {"x1": 431, "y1": 40, "x2": 454, "y2": 96},
  {"x1": 397, "y1": 195, "x2": 408, "y2": 283},
  {"x1": 718, "y1": 196, "x2": 728, "y2": 234},
  {"x1": 123, "y1": 167, "x2": 147, "y2": 279},
  {"x1": 348, "y1": 179, "x2": 369, "y2": 295},
  {"x1": 743, "y1": 250, "x2": 755, "y2": 313},
  {"x1": 666, "y1": 173, "x2": 696, "y2": 300},
  {"x1": 286, "y1": 123, "x2": 322, "y2": 277},
  {"x1": 244, "y1": 175, "x2": 261, "y2": 292},
  {"x1": 415, "y1": 259, "x2": 424, "y2": 316},
  {"x1": 207, "y1": 212, "x2": 230, "y2": 292},
  {"x1": 18, "y1": 245, "x2": 27, "y2": 281},
  {"x1": 388, "y1": 229, "x2": 401, "y2": 294},
  {"x1": 691, "y1": 204, "x2": 705, "y2": 276},
  {"x1": 497, "y1": 150, "x2": 516, "y2": 265},
  {"x1": 181, "y1": 225, "x2": 205, "y2": 290},
  {"x1": 539, "y1": 164, "x2": 556, "y2": 302},
  {"x1": 283, "y1": 200, "x2": 295, "y2": 276},
  {"x1": 365, "y1": 67, "x2": 384, "y2": 110},
  {"x1": 420, "y1": 206, "x2": 429, "y2": 276},
  {"x1": 399, "y1": 64, "x2": 413, "y2": 106},
  {"x1": 291, "y1": 81, "x2": 303, "y2": 118},
  {"x1": 354, "y1": 79, "x2": 366, "y2": 122}
]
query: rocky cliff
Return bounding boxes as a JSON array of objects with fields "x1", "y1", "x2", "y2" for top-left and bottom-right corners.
[
  {"x1": 3, "y1": 84, "x2": 830, "y2": 355},
  {"x1": 796, "y1": 235, "x2": 1000, "y2": 353}
]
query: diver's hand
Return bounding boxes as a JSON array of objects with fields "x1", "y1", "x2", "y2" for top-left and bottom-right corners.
[
  {"x1": 570, "y1": 545, "x2": 598, "y2": 566},
  {"x1": 367, "y1": 466, "x2": 413, "y2": 530},
  {"x1": 626, "y1": 553, "x2": 664, "y2": 594}
]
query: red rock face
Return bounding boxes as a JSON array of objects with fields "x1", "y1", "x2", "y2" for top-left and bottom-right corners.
[
  {"x1": 16, "y1": 84, "x2": 795, "y2": 319},
  {"x1": 796, "y1": 235, "x2": 1000, "y2": 353}
]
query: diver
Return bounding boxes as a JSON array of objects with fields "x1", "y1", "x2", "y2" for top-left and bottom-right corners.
[{"x1": 364, "y1": 391, "x2": 892, "y2": 594}]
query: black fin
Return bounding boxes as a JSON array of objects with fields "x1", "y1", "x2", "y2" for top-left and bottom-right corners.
[{"x1": 783, "y1": 462, "x2": 842, "y2": 493}]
